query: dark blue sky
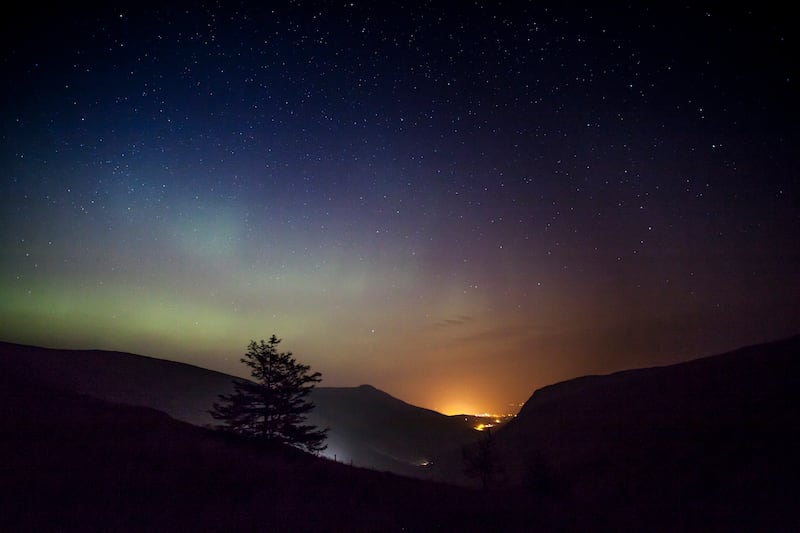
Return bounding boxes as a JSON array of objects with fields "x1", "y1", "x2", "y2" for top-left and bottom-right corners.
[{"x1": 1, "y1": 2, "x2": 797, "y2": 413}]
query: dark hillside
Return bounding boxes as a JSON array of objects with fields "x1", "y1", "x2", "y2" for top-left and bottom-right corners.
[
  {"x1": 0, "y1": 372, "x2": 581, "y2": 532},
  {"x1": 0, "y1": 341, "x2": 234, "y2": 425},
  {"x1": 484, "y1": 335, "x2": 800, "y2": 530},
  {"x1": 309, "y1": 384, "x2": 476, "y2": 474},
  {"x1": 0, "y1": 342, "x2": 479, "y2": 477}
]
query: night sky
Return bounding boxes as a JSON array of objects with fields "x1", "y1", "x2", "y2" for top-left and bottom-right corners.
[{"x1": 1, "y1": 3, "x2": 797, "y2": 415}]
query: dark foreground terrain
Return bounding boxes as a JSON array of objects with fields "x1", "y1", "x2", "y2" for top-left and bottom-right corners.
[
  {"x1": 0, "y1": 371, "x2": 579, "y2": 532},
  {"x1": 435, "y1": 335, "x2": 800, "y2": 531},
  {"x1": 3, "y1": 335, "x2": 800, "y2": 531}
]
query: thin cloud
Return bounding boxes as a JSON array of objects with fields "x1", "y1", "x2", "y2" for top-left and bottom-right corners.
[{"x1": 433, "y1": 315, "x2": 474, "y2": 328}]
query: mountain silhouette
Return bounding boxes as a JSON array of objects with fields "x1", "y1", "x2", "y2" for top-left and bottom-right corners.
[
  {"x1": 435, "y1": 335, "x2": 800, "y2": 530},
  {"x1": 1, "y1": 368, "x2": 580, "y2": 531},
  {"x1": 4, "y1": 336, "x2": 799, "y2": 530},
  {"x1": 0, "y1": 341, "x2": 477, "y2": 477},
  {"x1": 309, "y1": 384, "x2": 476, "y2": 475}
]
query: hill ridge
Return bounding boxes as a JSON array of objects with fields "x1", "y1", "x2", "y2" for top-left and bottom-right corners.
[
  {"x1": 0, "y1": 340, "x2": 478, "y2": 477},
  {"x1": 516, "y1": 333, "x2": 800, "y2": 415}
]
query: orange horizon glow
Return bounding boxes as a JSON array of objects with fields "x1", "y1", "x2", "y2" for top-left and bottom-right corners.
[
  {"x1": 434, "y1": 402, "x2": 484, "y2": 417},
  {"x1": 432, "y1": 392, "x2": 522, "y2": 421},
  {"x1": 433, "y1": 400, "x2": 516, "y2": 418}
]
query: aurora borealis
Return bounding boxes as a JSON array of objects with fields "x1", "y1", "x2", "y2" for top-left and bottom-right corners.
[{"x1": 1, "y1": 3, "x2": 798, "y2": 414}]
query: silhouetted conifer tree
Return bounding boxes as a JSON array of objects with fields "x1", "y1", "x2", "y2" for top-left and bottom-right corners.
[{"x1": 211, "y1": 335, "x2": 327, "y2": 453}]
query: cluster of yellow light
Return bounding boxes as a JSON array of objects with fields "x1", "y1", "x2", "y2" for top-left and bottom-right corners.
[
  {"x1": 472, "y1": 412, "x2": 517, "y2": 431},
  {"x1": 472, "y1": 413, "x2": 517, "y2": 419}
]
